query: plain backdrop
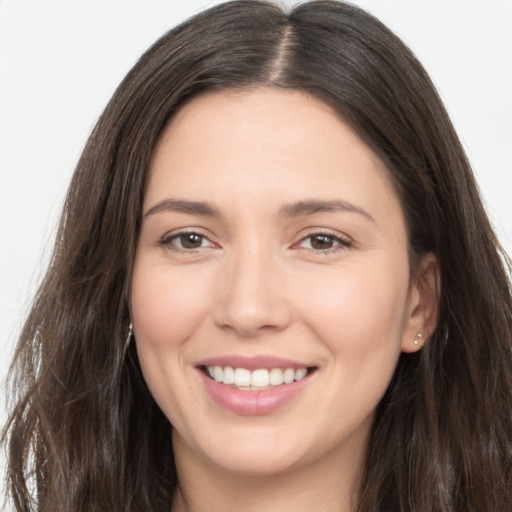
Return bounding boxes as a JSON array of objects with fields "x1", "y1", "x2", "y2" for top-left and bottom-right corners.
[{"x1": 1, "y1": 0, "x2": 511, "y2": 498}]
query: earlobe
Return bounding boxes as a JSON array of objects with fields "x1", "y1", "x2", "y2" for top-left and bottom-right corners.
[{"x1": 401, "y1": 252, "x2": 440, "y2": 353}]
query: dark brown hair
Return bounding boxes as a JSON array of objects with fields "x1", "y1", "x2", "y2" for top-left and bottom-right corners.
[{"x1": 4, "y1": 1, "x2": 512, "y2": 510}]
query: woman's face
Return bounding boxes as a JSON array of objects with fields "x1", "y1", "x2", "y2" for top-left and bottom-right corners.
[{"x1": 131, "y1": 88, "x2": 430, "y2": 476}]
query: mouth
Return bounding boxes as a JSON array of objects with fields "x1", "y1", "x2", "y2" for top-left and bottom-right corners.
[
  {"x1": 196, "y1": 356, "x2": 318, "y2": 415},
  {"x1": 199, "y1": 365, "x2": 317, "y2": 391}
]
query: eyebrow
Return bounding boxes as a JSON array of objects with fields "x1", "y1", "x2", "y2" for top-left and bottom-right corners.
[
  {"x1": 280, "y1": 199, "x2": 375, "y2": 223},
  {"x1": 144, "y1": 199, "x2": 220, "y2": 218},
  {"x1": 143, "y1": 197, "x2": 375, "y2": 223}
]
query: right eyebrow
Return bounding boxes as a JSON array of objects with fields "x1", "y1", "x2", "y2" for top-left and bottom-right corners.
[
  {"x1": 143, "y1": 199, "x2": 220, "y2": 218},
  {"x1": 279, "y1": 199, "x2": 375, "y2": 223}
]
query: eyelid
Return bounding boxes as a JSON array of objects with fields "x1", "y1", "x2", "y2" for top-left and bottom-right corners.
[
  {"x1": 156, "y1": 227, "x2": 351, "y2": 254},
  {"x1": 158, "y1": 228, "x2": 219, "y2": 252},
  {"x1": 293, "y1": 229, "x2": 353, "y2": 252}
]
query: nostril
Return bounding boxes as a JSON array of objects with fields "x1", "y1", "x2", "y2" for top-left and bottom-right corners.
[{"x1": 211, "y1": 269, "x2": 292, "y2": 337}]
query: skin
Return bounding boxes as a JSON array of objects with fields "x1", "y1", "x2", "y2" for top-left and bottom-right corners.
[{"x1": 131, "y1": 88, "x2": 438, "y2": 512}]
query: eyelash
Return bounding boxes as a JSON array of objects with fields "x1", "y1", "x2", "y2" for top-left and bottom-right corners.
[
  {"x1": 296, "y1": 230, "x2": 352, "y2": 254},
  {"x1": 158, "y1": 229, "x2": 352, "y2": 254},
  {"x1": 158, "y1": 230, "x2": 216, "y2": 252}
]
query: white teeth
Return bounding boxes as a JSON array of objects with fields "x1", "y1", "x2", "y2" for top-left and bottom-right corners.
[
  {"x1": 251, "y1": 369, "x2": 269, "y2": 387},
  {"x1": 269, "y1": 368, "x2": 284, "y2": 386},
  {"x1": 283, "y1": 368, "x2": 295, "y2": 384},
  {"x1": 223, "y1": 366, "x2": 235, "y2": 385},
  {"x1": 295, "y1": 368, "x2": 307, "y2": 381},
  {"x1": 205, "y1": 365, "x2": 310, "y2": 388},
  {"x1": 234, "y1": 368, "x2": 251, "y2": 387},
  {"x1": 213, "y1": 366, "x2": 223, "y2": 382}
]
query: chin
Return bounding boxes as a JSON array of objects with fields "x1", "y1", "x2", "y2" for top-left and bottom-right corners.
[
  {"x1": 175, "y1": 422, "x2": 314, "y2": 477},
  {"x1": 204, "y1": 445, "x2": 306, "y2": 477}
]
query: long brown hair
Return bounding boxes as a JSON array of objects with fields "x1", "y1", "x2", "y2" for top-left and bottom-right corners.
[{"x1": 4, "y1": 1, "x2": 512, "y2": 510}]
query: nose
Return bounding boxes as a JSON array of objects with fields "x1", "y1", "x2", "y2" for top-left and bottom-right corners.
[{"x1": 212, "y1": 247, "x2": 292, "y2": 338}]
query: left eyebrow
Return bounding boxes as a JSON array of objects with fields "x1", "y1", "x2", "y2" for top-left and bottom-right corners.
[
  {"x1": 143, "y1": 199, "x2": 220, "y2": 218},
  {"x1": 279, "y1": 199, "x2": 375, "y2": 223}
]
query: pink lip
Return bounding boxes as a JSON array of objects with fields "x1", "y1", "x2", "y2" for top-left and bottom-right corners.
[
  {"x1": 196, "y1": 355, "x2": 310, "y2": 371},
  {"x1": 197, "y1": 366, "x2": 315, "y2": 416}
]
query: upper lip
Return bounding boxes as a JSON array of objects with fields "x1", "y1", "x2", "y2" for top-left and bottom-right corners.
[{"x1": 196, "y1": 355, "x2": 314, "y2": 371}]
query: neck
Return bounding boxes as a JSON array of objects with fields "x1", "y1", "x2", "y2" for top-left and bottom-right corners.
[{"x1": 171, "y1": 434, "x2": 365, "y2": 512}]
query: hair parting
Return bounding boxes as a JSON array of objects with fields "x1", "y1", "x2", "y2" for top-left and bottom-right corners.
[{"x1": 3, "y1": 1, "x2": 511, "y2": 510}]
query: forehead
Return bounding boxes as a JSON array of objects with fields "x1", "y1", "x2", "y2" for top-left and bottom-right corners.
[{"x1": 145, "y1": 88, "x2": 401, "y2": 222}]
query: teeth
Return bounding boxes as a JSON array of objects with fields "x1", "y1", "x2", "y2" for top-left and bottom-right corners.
[
  {"x1": 283, "y1": 368, "x2": 295, "y2": 384},
  {"x1": 213, "y1": 366, "x2": 223, "y2": 383},
  {"x1": 206, "y1": 365, "x2": 310, "y2": 389},
  {"x1": 223, "y1": 366, "x2": 235, "y2": 385},
  {"x1": 295, "y1": 368, "x2": 307, "y2": 380},
  {"x1": 234, "y1": 368, "x2": 251, "y2": 387},
  {"x1": 269, "y1": 368, "x2": 284, "y2": 386},
  {"x1": 251, "y1": 369, "x2": 269, "y2": 387}
]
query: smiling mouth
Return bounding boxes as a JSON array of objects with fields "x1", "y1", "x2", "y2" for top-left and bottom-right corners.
[{"x1": 201, "y1": 365, "x2": 316, "y2": 390}]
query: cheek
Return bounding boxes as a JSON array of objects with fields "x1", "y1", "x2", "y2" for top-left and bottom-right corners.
[
  {"x1": 296, "y1": 258, "x2": 409, "y2": 366},
  {"x1": 130, "y1": 259, "x2": 216, "y2": 431},
  {"x1": 129, "y1": 260, "x2": 213, "y2": 413},
  {"x1": 131, "y1": 261, "x2": 212, "y2": 348}
]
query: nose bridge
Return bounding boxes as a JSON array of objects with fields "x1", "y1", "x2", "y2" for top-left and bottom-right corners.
[{"x1": 213, "y1": 239, "x2": 289, "y2": 337}]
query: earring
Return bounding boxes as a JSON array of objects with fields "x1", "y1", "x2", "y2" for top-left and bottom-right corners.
[
  {"x1": 413, "y1": 332, "x2": 423, "y2": 345},
  {"x1": 124, "y1": 322, "x2": 133, "y2": 352}
]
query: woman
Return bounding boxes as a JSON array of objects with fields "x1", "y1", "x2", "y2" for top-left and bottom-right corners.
[{"x1": 3, "y1": 1, "x2": 512, "y2": 510}]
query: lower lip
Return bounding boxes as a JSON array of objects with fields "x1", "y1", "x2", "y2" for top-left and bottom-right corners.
[{"x1": 198, "y1": 369, "x2": 313, "y2": 416}]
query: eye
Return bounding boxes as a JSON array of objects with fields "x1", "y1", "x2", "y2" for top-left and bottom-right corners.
[
  {"x1": 159, "y1": 231, "x2": 216, "y2": 251},
  {"x1": 298, "y1": 232, "x2": 351, "y2": 251}
]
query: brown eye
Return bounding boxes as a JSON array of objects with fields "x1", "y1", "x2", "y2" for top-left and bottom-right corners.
[
  {"x1": 310, "y1": 234, "x2": 336, "y2": 250},
  {"x1": 160, "y1": 231, "x2": 215, "y2": 251},
  {"x1": 297, "y1": 232, "x2": 351, "y2": 252},
  {"x1": 159, "y1": 230, "x2": 218, "y2": 253},
  {"x1": 178, "y1": 233, "x2": 205, "y2": 249}
]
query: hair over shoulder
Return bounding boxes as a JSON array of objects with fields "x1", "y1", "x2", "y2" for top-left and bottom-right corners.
[{"x1": 3, "y1": 1, "x2": 512, "y2": 510}]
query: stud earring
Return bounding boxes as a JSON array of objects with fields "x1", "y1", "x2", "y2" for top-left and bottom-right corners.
[
  {"x1": 124, "y1": 322, "x2": 133, "y2": 352},
  {"x1": 413, "y1": 332, "x2": 423, "y2": 345}
]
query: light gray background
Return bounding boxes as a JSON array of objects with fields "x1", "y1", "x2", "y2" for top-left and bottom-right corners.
[{"x1": 1, "y1": 0, "x2": 511, "y2": 499}]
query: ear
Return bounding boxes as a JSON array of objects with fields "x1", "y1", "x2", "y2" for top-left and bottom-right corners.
[{"x1": 401, "y1": 252, "x2": 440, "y2": 353}]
